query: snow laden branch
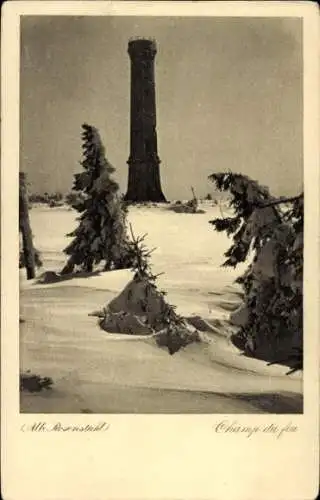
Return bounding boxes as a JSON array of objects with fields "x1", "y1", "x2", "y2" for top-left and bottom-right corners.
[
  {"x1": 208, "y1": 172, "x2": 303, "y2": 373},
  {"x1": 256, "y1": 194, "x2": 303, "y2": 209}
]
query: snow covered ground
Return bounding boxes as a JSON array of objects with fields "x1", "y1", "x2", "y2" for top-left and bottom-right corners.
[{"x1": 20, "y1": 204, "x2": 303, "y2": 413}]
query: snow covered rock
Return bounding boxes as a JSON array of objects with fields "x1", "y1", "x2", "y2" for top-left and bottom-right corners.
[
  {"x1": 155, "y1": 324, "x2": 200, "y2": 355},
  {"x1": 168, "y1": 199, "x2": 205, "y2": 214},
  {"x1": 106, "y1": 276, "x2": 168, "y2": 330},
  {"x1": 99, "y1": 311, "x2": 152, "y2": 335},
  {"x1": 99, "y1": 275, "x2": 202, "y2": 353}
]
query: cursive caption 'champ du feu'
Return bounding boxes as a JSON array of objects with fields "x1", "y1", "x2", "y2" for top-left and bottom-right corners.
[{"x1": 213, "y1": 420, "x2": 298, "y2": 439}]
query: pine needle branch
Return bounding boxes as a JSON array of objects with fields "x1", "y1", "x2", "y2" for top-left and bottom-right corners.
[{"x1": 256, "y1": 194, "x2": 303, "y2": 209}]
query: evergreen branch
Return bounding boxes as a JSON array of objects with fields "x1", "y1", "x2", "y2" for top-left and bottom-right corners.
[
  {"x1": 256, "y1": 194, "x2": 303, "y2": 209},
  {"x1": 154, "y1": 272, "x2": 165, "y2": 279}
]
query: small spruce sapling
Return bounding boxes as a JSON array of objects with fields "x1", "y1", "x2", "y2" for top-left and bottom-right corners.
[{"x1": 126, "y1": 226, "x2": 200, "y2": 354}]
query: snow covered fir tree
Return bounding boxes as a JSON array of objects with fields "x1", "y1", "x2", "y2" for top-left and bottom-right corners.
[
  {"x1": 209, "y1": 172, "x2": 303, "y2": 372},
  {"x1": 61, "y1": 123, "x2": 134, "y2": 274}
]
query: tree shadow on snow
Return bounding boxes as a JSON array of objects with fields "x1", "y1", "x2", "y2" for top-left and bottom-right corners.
[
  {"x1": 223, "y1": 391, "x2": 303, "y2": 414},
  {"x1": 35, "y1": 269, "x2": 102, "y2": 285},
  {"x1": 142, "y1": 387, "x2": 304, "y2": 414},
  {"x1": 230, "y1": 333, "x2": 303, "y2": 375},
  {"x1": 20, "y1": 386, "x2": 303, "y2": 414}
]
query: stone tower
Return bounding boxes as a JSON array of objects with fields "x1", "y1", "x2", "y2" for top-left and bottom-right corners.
[{"x1": 124, "y1": 38, "x2": 167, "y2": 203}]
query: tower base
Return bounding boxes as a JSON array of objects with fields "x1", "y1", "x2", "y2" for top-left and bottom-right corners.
[{"x1": 124, "y1": 159, "x2": 167, "y2": 203}]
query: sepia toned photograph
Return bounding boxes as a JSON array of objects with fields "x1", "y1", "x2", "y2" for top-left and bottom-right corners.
[{"x1": 19, "y1": 14, "x2": 304, "y2": 414}]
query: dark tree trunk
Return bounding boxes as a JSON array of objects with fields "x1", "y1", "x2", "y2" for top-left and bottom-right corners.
[
  {"x1": 61, "y1": 259, "x2": 75, "y2": 275},
  {"x1": 19, "y1": 173, "x2": 36, "y2": 280},
  {"x1": 85, "y1": 257, "x2": 94, "y2": 273}
]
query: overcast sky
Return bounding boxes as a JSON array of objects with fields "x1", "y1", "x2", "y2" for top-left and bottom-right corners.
[{"x1": 20, "y1": 16, "x2": 303, "y2": 199}]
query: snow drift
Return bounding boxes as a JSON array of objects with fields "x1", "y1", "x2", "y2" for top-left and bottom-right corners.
[{"x1": 19, "y1": 205, "x2": 303, "y2": 414}]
